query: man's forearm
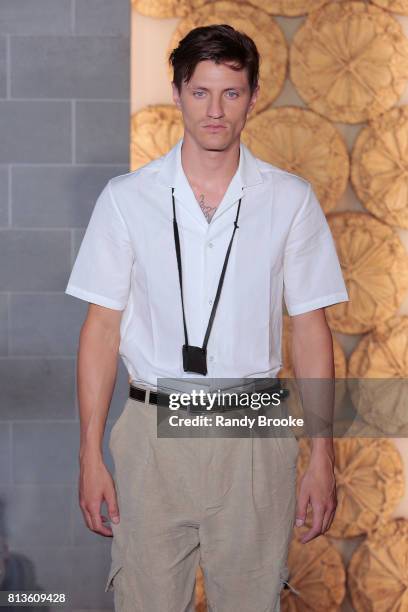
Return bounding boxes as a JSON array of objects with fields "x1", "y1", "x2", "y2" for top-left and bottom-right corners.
[
  {"x1": 291, "y1": 311, "x2": 335, "y2": 458},
  {"x1": 77, "y1": 318, "x2": 120, "y2": 462}
]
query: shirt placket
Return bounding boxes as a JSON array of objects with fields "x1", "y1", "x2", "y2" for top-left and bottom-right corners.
[
  {"x1": 203, "y1": 225, "x2": 217, "y2": 372},
  {"x1": 202, "y1": 209, "x2": 238, "y2": 374}
]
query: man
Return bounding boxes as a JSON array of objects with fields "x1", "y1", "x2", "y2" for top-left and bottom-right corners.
[{"x1": 65, "y1": 24, "x2": 349, "y2": 612}]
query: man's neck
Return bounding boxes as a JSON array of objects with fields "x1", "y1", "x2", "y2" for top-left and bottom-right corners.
[{"x1": 180, "y1": 134, "x2": 240, "y2": 192}]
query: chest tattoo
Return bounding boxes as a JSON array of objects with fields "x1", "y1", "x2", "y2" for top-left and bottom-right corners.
[{"x1": 198, "y1": 193, "x2": 217, "y2": 223}]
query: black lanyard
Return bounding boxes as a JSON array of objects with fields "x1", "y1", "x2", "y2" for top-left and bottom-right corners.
[{"x1": 172, "y1": 187, "x2": 242, "y2": 374}]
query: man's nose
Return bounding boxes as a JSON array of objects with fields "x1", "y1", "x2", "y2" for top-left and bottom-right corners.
[{"x1": 207, "y1": 96, "x2": 224, "y2": 118}]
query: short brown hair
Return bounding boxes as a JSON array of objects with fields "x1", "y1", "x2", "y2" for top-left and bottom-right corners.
[{"x1": 169, "y1": 24, "x2": 260, "y2": 94}]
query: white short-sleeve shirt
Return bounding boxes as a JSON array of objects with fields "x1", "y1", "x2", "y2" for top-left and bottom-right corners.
[{"x1": 65, "y1": 138, "x2": 349, "y2": 390}]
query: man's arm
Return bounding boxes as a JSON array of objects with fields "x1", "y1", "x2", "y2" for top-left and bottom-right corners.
[
  {"x1": 290, "y1": 307, "x2": 337, "y2": 543},
  {"x1": 77, "y1": 303, "x2": 123, "y2": 536}
]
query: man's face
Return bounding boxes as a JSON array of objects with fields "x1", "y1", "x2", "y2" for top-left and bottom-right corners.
[{"x1": 172, "y1": 59, "x2": 259, "y2": 152}]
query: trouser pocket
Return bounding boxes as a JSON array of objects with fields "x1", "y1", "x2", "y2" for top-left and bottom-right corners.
[{"x1": 105, "y1": 563, "x2": 122, "y2": 593}]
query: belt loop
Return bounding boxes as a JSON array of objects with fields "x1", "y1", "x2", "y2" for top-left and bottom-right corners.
[{"x1": 146, "y1": 389, "x2": 150, "y2": 405}]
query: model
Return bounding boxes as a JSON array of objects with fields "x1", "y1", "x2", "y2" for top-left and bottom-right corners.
[{"x1": 65, "y1": 24, "x2": 349, "y2": 612}]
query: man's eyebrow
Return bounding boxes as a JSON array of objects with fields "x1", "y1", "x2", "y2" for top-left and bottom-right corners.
[{"x1": 191, "y1": 86, "x2": 245, "y2": 91}]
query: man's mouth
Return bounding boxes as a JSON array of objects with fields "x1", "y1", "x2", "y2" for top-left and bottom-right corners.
[{"x1": 203, "y1": 124, "x2": 227, "y2": 130}]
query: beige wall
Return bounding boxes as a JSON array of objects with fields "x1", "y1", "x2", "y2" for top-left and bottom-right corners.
[{"x1": 130, "y1": 10, "x2": 408, "y2": 557}]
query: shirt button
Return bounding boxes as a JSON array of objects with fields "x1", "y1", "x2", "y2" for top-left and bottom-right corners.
[
  {"x1": 208, "y1": 298, "x2": 213, "y2": 305},
  {"x1": 209, "y1": 356, "x2": 214, "y2": 362},
  {"x1": 208, "y1": 242, "x2": 214, "y2": 248}
]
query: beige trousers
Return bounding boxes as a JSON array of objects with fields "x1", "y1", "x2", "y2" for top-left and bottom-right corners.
[{"x1": 105, "y1": 393, "x2": 299, "y2": 612}]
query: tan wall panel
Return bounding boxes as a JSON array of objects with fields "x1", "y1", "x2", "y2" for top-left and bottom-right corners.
[{"x1": 130, "y1": 8, "x2": 408, "y2": 544}]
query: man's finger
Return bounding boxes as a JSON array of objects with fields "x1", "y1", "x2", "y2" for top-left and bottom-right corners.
[
  {"x1": 86, "y1": 499, "x2": 113, "y2": 536},
  {"x1": 321, "y1": 506, "x2": 334, "y2": 533},
  {"x1": 295, "y1": 491, "x2": 310, "y2": 527},
  {"x1": 324, "y1": 508, "x2": 336, "y2": 533},
  {"x1": 300, "y1": 501, "x2": 324, "y2": 543},
  {"x1": 82, "y1": 507, "x2": 94, "y2": 531},
  {"x1": 105, "y1": 493, "x2": 120, "y2": 525},
  {"x1": 89, "y1": 511, "x2": 113, "y2": 536}
]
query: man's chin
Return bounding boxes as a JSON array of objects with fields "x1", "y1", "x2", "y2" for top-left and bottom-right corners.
[{"x1": 197, "y1": 135, "x2": 236, "y2": 152}]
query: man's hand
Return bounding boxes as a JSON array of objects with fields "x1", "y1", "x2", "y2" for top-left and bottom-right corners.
[
  {"x1": 295, "y1": 443, "x2": 337, "y2": 543},
  {"x1": 79, "y1": 450, "x2": 120, "y2": 537}
]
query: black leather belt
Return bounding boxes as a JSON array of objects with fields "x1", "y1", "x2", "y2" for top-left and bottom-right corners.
[{"x1": 129, "y1": 382, "x2": 289, "y2": 412}]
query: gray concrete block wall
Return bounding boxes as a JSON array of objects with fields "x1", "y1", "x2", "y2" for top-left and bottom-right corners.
[{"x1": 0, "y1": 2, "x2": 132, "y2": 608}]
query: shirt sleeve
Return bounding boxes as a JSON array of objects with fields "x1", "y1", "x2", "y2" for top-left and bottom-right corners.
[
  {"x1": 283, "y1": 182, "x2": 349, "y2": 316},
  {"x1": 65, "y1": 179, "x2": 134, "y2": 310}
]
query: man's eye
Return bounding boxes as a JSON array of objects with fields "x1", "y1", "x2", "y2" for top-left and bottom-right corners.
[
  {"x1": 226, "y1": 91, "x2": 238, "y2": 98},
  {"x1": 193, "y1": 91, "x2": 205, "y2": 97}
]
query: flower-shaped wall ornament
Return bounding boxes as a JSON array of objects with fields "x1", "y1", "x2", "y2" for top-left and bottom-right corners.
[
  {"x1": 296, "y1": 438, "x2": 404, "y2": 538},
  {"x1": 351, "y1": 105, "x2": 408, "y2": 229},
  {"x1": 347, "y1": 316, "x2": 408, "y2": 435},
  {"x1": 130, "y1": 105, "x2": 184, "y2": 170},
  {"x1": 243, "y1": 106, "x2": 349, "y2": 213},
  {"x1": 131, "y1": 0, "x2": 205, "y2": 18},
  {"x1": 290, "y1": 2, "x2": 408, "y2": 123},
  {"x1": 348, "y1": 519, "x2": 408, "y2": 611},
  {"x1": 325, "y1": 212, "x2": 408, "y2": 334},
  {"x1": 371, "y1": 0, "x2": 408, "y2": 15},
  {"x1": 281, "y1": 532, "x2": 346, "y2": 610}
]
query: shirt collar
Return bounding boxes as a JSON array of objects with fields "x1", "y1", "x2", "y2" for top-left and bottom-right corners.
[
  {"x1": 155, "y1": 136, "x2": 263, "y2": 226},
  {"x1": 155, "y1": 137, "x2": 263, "y2": 191}
]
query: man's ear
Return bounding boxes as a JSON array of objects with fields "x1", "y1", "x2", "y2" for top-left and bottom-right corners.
[{"x1": 172, "y1": 82, "x2": 182, "y2": 109}]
